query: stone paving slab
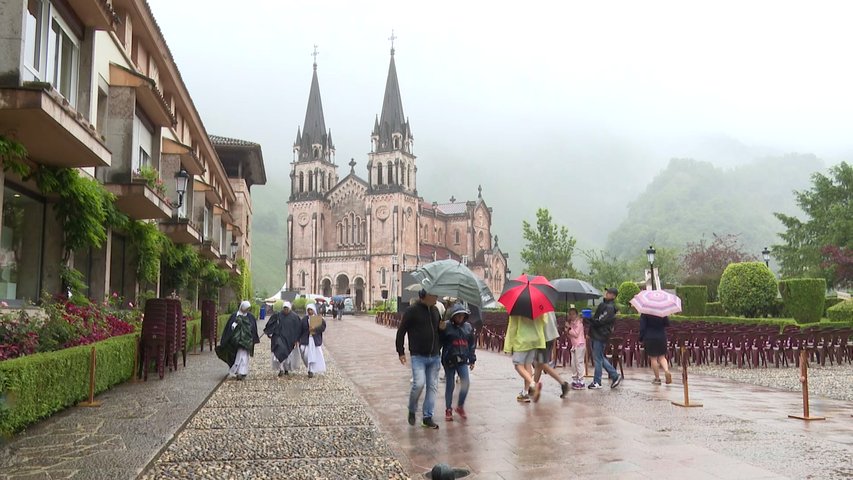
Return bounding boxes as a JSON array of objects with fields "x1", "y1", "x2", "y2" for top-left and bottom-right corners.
[
  {"x1": 325, "y1": 315, "x2": 853, "y2": 480},
  {"x1": 189, "y1": 404, "x2": 373, "y2": 429},
  {"x1": 145, "y1": 458, "x2": 408, "y2": 480},
  {"x1": 0, "y1": 344, "x2": 226, "y2": 480}
]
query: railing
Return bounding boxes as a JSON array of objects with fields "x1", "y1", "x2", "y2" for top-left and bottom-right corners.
[{"x1": 317, "y1": 249, "x2": 368, "y2": 258}]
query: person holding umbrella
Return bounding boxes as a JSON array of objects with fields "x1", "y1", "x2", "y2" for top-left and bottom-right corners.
[
  {"x1": 588, "y1": 288, "x2": 623, "y2": 389},
  {"x1": 396, "y1": 289, "x2": 443, "y2": 429},
  {"x1": 630, "y1": 289, "x2": 683, "y2": 385}
]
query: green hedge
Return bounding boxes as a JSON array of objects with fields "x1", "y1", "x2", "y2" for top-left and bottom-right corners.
[
  {"x1": 706, "y1": 302, "x2": 726, "y2": 316},
  {"x1": 676, "y1": 285, "x2": 707, "y2": 316},
  {"x1": 185, "y1": 318, "x2": 202, "y2": 352},
  {"x1": 719, "y1": 262, "x2": 777, "y2": 318},
  {"x1": 617, "y1": 314, "x2": 853, "y2": 333},
  {"x1": 0, "y1": 333, "x2": 138, "y2": 435},
  {"x1": 824, "y1": 297, "x2": 844, "y2": 315},
  {"x1": 778, "y1": 278, "x2": 826, "y2": 324},
  {"x1": 827, "y1": 300, "x2": 853, "y2": 322}
]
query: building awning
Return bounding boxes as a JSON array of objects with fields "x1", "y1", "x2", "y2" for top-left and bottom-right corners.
[
  {"x1": 0, "y1": 87, "x2": 111, "y2": 168},
  {"x1": 162, "y1": 138, "x2": 204, "y2": 175},
  {"x1": 109, "y1": 63, "x2": 174, "y2": 128}
]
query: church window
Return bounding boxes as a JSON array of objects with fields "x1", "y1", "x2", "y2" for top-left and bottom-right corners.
[
  {"x1": 400, "y1": 165, "x2": 405, "y2": 187},
  {"x1": 377, "y1": 165, "x2": 383, "y2": 185},
  {"x1": 394, "y1": 137, "x2": 400, "y2": 149},
  {"x1": 387, "y1": 162, "x2": 393, "y2": 184},
  {"x1": 338, "y1": 223, "x2": 343, "y2": 244},
  {"x1": 308, "y1": 172, "x2": 314, "y2": 192},
  {"x1": 299, "y1": 172, "x2": 304, "y2": 193},
  {"x1": 454, "y1": 230, "x2": 460, "y2": 245},
  {"x1": 320, "y1": 173, "x2": 325, "y2": 190},
  {"x1": 408, "y1": 165, "x2": 413, "y2": 188},
  {"x1": 438, "y1": 228, "x2": 443, "y2": 245},
  {"x1": 380, "y1": 267, "x2": 386, "y2": 285},
  {"x1": 300, "y1": 271, "x2": 307, "y2": 287},
  {"x1": 328, "y1": 172, "x2": 333, "y2": 188},
  {"x1": 313, "y1": 146, "x2": 320, "y2": 159},
  {"x1": 478, "y1": 231, "x2": 484, "y2": 247},
  {"x1": 344, "y1": 217, "x2": 350, "y2": 244}
]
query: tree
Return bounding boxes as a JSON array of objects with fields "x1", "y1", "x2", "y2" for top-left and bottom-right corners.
[
  {"x1": 581, "y1": 249, "x2": 633, "y2": 290},
  {"x1": 718, "y1": 262, "x2": 777, "y2": 318},
  {"x1": 774, "y1": 162, "x2": 853, "y2": 288},
  {"x1": 520, "y1": 208, "x2": 578, "y2": 279},
  {"x1": 682, "y1": 234, "x2": 756, "y2": 300},
  {"x1": 820, "y1": 245, "x2": 852, "y2": 290}
]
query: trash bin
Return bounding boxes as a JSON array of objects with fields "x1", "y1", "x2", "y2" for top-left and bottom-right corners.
[
  {"x1": 260, "y1": 304, "x2": 267, "y2": 320},
  {"x1": 581, "y1": 309, "x2": 592, "y2": 320}
]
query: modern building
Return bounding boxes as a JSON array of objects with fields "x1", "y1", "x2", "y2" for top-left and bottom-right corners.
[
  {"x1": 0, "y1": 0, "x2": 264, "y2": 307},
  {"x1": 286, "y1": 46, "x2": 508, "y2": 308}
]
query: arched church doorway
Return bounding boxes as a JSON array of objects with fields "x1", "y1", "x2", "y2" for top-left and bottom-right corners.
[
  {"x1": 335, "y1": 274, "x2": 350, "y2": 295},
  {"x1": 354, "y1": 277, "x2": 365, "y2": 311},
  {"x1": 321, "y1": 278, "x2": 332, "y2": 297}
]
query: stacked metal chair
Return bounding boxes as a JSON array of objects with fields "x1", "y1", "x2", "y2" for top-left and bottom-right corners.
[
  {"x1": 200, "y1": 299, "x2": 218, "y2": 352},
  {"x1": 140, "y1": 299, "x2": 169, "y2": 380}
]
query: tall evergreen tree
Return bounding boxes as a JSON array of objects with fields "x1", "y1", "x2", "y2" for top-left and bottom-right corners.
[{"x1": 520, "y1": 208, "x2": 578, "y2": 279}]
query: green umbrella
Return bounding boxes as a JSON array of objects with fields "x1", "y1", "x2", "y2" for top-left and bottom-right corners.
[{"x1": 408, "y1": 259, "x2": 488, "y2": 307}]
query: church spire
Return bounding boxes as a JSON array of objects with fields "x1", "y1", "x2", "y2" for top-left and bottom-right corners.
[
  {"x1": 374, "y1": 32, "x2": 411, "y2": 154},
  {"x1": 295, "y1": 45, "x2": 334, "y2": 163}
]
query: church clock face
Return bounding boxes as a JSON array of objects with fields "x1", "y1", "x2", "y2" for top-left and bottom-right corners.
[
  {"x1": 298, "y1": 213, "x2": 310, "y2": 227},
  {"x1": 376, "y1": 205, "x2": 390, "y2": 221}
]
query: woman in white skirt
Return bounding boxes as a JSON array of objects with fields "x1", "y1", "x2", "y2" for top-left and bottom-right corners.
[{"x1": 299, "y1": 304, "x2": 327, "y2": 377}]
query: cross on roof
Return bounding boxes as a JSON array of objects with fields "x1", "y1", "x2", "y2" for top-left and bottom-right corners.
[
  {"x1": 312, "y1": 44, "x2": 319, "y2": 66},
  {"x1": 389, "y1": 30, "x2": 397, "y2": 54}
]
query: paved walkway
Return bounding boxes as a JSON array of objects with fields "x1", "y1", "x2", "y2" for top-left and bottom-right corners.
[
  {"x1": 326, "y1": 316, "x2": 853, "y2": 480},
  {"x1": 0, "y1": 345, "x2": 225, "y2": 480}
]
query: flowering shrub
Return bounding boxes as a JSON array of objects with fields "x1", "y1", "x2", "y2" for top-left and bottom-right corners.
[
  {"x1": 133, "y1": 165, "x2": 168, "y2": 199},
  {"x1": 0, "y1": 296, "x2": 138, "y2": 361}
]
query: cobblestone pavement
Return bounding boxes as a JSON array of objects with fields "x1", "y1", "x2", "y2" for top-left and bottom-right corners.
[
  {"x1": 692, "y1": 362, "x2": 853, "y2": 402},
  {"x1": 325, "y1": 316, "x2": 853, "y2": 480},
  {"x1": 141, "y1": 331, "x2": 407, "y2": 479},
  {"x1": 0, "y1": 345, "x2": 225, "y2": 480}
]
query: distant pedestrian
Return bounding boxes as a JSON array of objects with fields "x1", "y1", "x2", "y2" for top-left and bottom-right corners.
[
  {"x1": 531, "y1": 311, "x2": 571, "y2": 399},
  {"x1": 588, "y1": 288, "x2": 623, "y2": 389},
  {"x1": 299, "y1": 304, "x2": 327, "y2": 377},
  {"x1": 217, "y1": 300, "x2": 260, "y2": 380},
  {"x1": 503, "y1": 313, "x2": 546, "y2": 403},
  {"x1": 396, "y1": 289, "x2": 442, "y2": 430},
  {"x1": 335, "y1": 300, "x2": 344, "y2": 321},
  {"x1": 263, "y1": 300, "x2": 304, "y2": 377},
  {"x1": 439, "y1": 304, "x2": 477, "y2": 421},
  {"x1": 567, "y1": 308, "x2": 586, "y2": 389},
  {"x1": 639, "y1": 313, "x2": 672, "y2": 385}
]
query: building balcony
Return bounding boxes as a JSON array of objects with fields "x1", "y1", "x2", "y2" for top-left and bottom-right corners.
[
  {"x1": 162, "y1": 138, "x2": 204, "y2": 176},
  {"x1": 104, "y1": 179, "x2": 172, "y2": 220},
  {"x1": 0, "y1": 86, "x2": 111, "y2": 168},
  {"x1": 218, "y1": 255, "x2": 234, "y2": 270},
  {"x1": 109, "y1": 64, "x2": 174, "y2": 128},
  {"x1": 159, "y1": 217, "x2": 202, "y2": 244},
  {"x1": 67, "y1": 0, "x2": 118, "y2": 29},
  {"x1": 317, "y1": 249, "x2": 368, "y2": 259},
  {"x1": 199, "y1": 240, "x2": 221, "y2": 260}
]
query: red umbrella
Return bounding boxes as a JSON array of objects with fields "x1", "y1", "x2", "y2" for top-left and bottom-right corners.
[{"x1": 498, "y1": 274, "x2": 559, "y2": 319}]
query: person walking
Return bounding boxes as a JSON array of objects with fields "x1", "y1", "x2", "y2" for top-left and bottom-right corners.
[
  {"x1": 217, "y1": 301, "x2": 260, "y2": 380},
  {"x1": 639, "y1": 313, "x2": 672, "y2": 384},
  {"x1": 588, "y1": 288, "x2": 623, "y2": 389},
  {"x1": 503, "y1": 312, "x2": 546, "y2": 403},
  {"x1": 567, "y1": 308, "x2": 587, "y2": 389},
  {"x1": 531, "y1": 311, "x2": 571, "y2": 400},
  {"x1": 299, "y1": 304, "x2": 327, "y2": 377},
  {"x1": 439, "y1": 304, "x2": 477, "y2": 421},
  {"x1": 263, "y1": 300, "x2": 304, "y2": 377},
  {"x1": 396, "y1": 289, "x2": 442, "y2": 429}
]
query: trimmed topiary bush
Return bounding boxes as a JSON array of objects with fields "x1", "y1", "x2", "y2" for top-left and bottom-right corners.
[
  {"x1": 718, "y1": 262, "x2": 777, "y2": 318},
  {"x1": 676, "y1": 285, "x2": 707, "y2": 316},
  {"x1": 827, "y1": 299, "x2": 853, "y2": 322},
  {"x1": 705, "y1": 302, "x2": 726, "y2": 316},
  {"x1": 778, "y1": 278, "x2": 826, "y2": 324},
  {"x1": 617, "y1": 281, "x2": 641, "y2": 313},
  {"x1": 824, "y1": 297, "x2": 843, "y2": 316}
]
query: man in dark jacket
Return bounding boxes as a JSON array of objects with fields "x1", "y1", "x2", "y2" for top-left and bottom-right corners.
[
  {"x1": 263, "y1": 301, "x2": 304, "y2": 377},
  {"x1": 588, "y1": 288, "x2": 623, "y2": 389},
  {"x1": 396, "y1": 289, "x2": 442, "y2": 430}
]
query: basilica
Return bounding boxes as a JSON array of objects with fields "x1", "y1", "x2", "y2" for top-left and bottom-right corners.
[{"x1": 286, "y1": 46, "x2": 508, "y2": 309}]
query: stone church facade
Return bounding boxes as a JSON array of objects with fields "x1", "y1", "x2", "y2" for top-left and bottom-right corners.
[{"x1": 286, "y1": 47, "x2": 508, "y2": 308}]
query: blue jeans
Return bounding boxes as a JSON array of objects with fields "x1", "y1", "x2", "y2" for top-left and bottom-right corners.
[
  {"x1": 444, "y1": 364, "x2": 471, "y2": 410},
  {"x1": 591, "y1": 339, "x2": 618, "y2": 385},
  {"x1": 409, "y1": 355, "x2": 441, "y2": 419}
]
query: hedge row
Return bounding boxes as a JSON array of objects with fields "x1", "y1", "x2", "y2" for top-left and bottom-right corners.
[
  {"x1": 827, "y1": 300, "x2": 853, "y2": 322},
  {"x1": 778, "y1": 278, "x2": 826, "y2": 324},
  {"x1": 0, "y1": 333, "x2": 138, "y2": 435},
  {"x1": 706, "y1": 302, "x2": 726, "y2": 316},
  {"x1": 676, "y1": 285, "x2": 707, "y2": 316},
  {"x1": 617, "y1": 313, "x2": 853, "y2": 333}
]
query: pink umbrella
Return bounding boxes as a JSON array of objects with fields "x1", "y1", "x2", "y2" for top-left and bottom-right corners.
[{"x1": 630, "y1": 290, "x2": 682, "y2": 317}]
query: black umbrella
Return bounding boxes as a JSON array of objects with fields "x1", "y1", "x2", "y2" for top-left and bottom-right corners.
[{"x1": 550, "y1": 278, "x2": 602, "y2": 301}]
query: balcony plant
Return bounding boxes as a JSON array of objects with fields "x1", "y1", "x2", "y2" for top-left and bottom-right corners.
[{"x1": 133, "y1": 165, "x2": 168, "y2": 199}]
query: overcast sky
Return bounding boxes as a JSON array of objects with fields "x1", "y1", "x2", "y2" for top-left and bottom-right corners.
[{"x1": 149, "y1": 0, "x2": 853, "y2": 273}]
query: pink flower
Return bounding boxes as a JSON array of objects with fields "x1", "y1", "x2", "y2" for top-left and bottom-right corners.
[
  {"x1": 128, "y1": 302, "x2": 134, "y2": 308},
  {"x1": 0, "y1": 301, "x2": 8, "y2": 308},
  {"x1": 112, "y1": 292, "x2": 118, "y2": 298}
]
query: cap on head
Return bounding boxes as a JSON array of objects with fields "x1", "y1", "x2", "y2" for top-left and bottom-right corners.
[{"x1": 606, "y1": 287, "x2": 619, "y2": 295}]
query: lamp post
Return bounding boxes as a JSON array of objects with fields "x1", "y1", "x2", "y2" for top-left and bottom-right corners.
[
  {"x1": 647, "y1": 245, "x2": 657, "y2": 290},
  {"x1": 231, "y1": 239, "x2": 238, "y2": 260},
  {"x1": 174, "y1": 169, "x2": 189, "y2": 209},
  {"x1": 762, "y1": 247, "x2": 770, "y2": 267}
]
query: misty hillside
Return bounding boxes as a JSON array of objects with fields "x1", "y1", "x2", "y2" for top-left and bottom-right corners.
[
  {"x1": 605, "y1": 154, "x2": 824, "y2": 260},
  {"x1": 249, "y1": 182, "x2": 287, "y2": 296}
]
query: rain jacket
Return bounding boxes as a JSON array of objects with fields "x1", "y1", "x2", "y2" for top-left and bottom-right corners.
[
  {"x1": 588, "y1": 299, "x2": 617, "y2": 342},
  {"x1": 439, "y1": 321, "x2": 477, "y2": 367},
  {"x1": 568, "y1": 317, "x2": 586, "y2": 348},
  {"x1": 503, "y1": 314, "x2": 546, "y2": 354},
  {"x1": 216, "y1": 312, "x2": 260, "y2": 367},
  {"x1": 264, "y1": 310, "x2": 304, "y2": 362}
]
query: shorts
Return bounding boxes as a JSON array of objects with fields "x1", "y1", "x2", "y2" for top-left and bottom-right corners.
[
  {"x1": 535, "y1": 340, "x2": 555, "y2": 364},
  {"x1": 511, "y1": 350, "x2": 536, "y2": 365}
]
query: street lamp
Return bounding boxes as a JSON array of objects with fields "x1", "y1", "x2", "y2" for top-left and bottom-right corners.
[
  {"x1": 174, "y1": 169, "x2": 189, "y2": 208},
  {"x1": 646, "y1": 245, "x2": 657, "y2": 290},
  {"x1": 762, "y1": 247, "x2": 770, "y2": 267},
  {"x1": 231, "y1": 239, "x2": 239, "y2": 260}
]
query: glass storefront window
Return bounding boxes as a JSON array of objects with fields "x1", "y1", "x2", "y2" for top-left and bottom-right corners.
[{"x1": 0, "y1": 186, "x2": 45, "y2": 302}]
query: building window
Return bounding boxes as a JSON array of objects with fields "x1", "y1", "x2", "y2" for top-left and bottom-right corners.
[
  {"x1": 0, "y1": 185, "x2": 45, "y2": 302},
  {"x1": 299, "y1": 172, "x2": 304, "y2": 192},
  {"x1": 300, "y1": 271, "x2": 307, "y2": 287},
  {"x1": 380, "y1": 267, "x2": 386, "y2": 285},
  {"x1": 394, "y1": 137, "x2": 400, "y2": 149},
  {"x1": 377, "y1": 165, "x2": 383, "y2": 185},
  {"x1": 24, "y1": 0, "x2": 44, "y2": 78},
  {"x1": 454, "y1": 230, "x2": 460, "y2": 245},
  {"x1": 313, "y1": 147, "x2": 320, "y2": 159},
  {"x1": 399, "y1": 164, "x2": 405, "y2": 186},
  {"x1": 308, "y1": 172, "x2": 314, "y2": 192},
  {"x1": 386, "y1": 162, "x2": 393, "y2": 184},
  {"x1": 202, "y1": 204, "x2": 211, "y2": 240},
  {"x1": 48, "y1": 13, "x2": 80, "y2": 107},
  {"x1": 133, "y1": 113, "x2": 154, "y2": 172},
  {"x1": 462, "y1": 255, "x2": 469, "y2": 265}
]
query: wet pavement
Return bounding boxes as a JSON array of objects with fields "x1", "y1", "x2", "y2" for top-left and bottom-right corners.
[
  {"x1": 0, "y1": 345, "x2": 225, "y2": 480},
  {"x1": 326, "y1": 316, "x2": 853, "y2": 480}
]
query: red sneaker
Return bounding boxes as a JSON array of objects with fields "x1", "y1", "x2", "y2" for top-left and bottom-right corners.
[
  {"x1": 455, "y1": 406, "x2": 467, "y2": 420},
  {"x1": 445, "y1": 408, "x2": 453, "y2": 421}
]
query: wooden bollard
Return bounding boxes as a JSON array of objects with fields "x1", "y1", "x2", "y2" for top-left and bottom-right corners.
[
  {"x1": 788, "y1": 349, "x2": 825, "y2": 421},
  {"x1": 78, "y1": 347, "x2": 102, "y2": 407},
  {"x1": 189, "y1": 323, "x2": 201, "y2": 355},
  {"x1": 672, "y1": 346, "x2": 702, "y2": 408}
]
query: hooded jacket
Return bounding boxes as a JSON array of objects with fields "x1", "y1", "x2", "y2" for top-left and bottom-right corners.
[
  {"x1": 439, "y1": 321, "x2": 477, "y2": 367},
  {"x1": 588, "y1": 299, "x2": 618, "y2": 342}
]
